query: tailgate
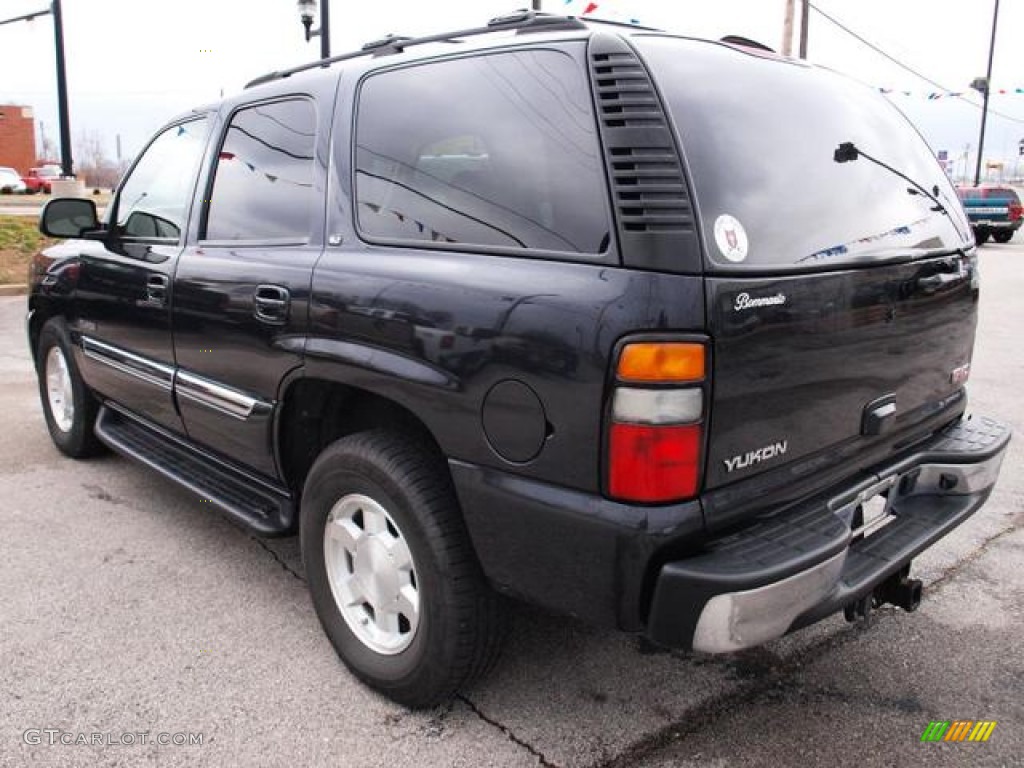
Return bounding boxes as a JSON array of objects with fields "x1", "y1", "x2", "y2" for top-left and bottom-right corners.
[
  {"x1": 705, "y1": 254, "x2": 977, "y2": 490},
  {"x1": 966, "y1": 203, "x2": 1010, "y2": 222},
  {"x1": 630, "y1": 36, "x2": 978, "y2": 508}
]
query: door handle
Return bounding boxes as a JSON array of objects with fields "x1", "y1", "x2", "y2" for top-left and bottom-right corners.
[
  {"x1": 254, "y1": 284, "x2": 290, "y2": 325},
  {"x1": 146, "y1": 274, "x2": 168, "y2": 304},
  {"x1": 916, "y1": 273, "x2": 960, "y2": 293}
]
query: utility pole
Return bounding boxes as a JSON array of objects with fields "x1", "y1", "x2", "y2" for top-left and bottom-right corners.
[
  {"x1": 973, "y1": 0, "x2": 1000, "y2": 186},
  {"x1": 798, "y1": 0, "x2": 810, "y2": 58},
  {"x1": 782, "y1": 0, "x2": 795, "y2": 56},
  {"x1": 531, "y1": 0, "x2": 541, "y2": 10}
]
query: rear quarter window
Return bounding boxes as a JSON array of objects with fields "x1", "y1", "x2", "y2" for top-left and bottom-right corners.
[{"x1": 353, "y1": 49, "x2": 612, "y2": 257}]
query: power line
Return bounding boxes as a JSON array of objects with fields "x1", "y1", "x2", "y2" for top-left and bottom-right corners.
[{"x1": 809, "y1": 2, "x2": 1024, "y2": 126}]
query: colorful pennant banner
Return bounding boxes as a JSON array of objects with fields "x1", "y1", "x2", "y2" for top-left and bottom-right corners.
[
  {"x1": 880, "y1": 87, "x2": 1024, "y2": 99},
  {"x1": 561, "y1": 0, "x2": 641, "y2": 25}
]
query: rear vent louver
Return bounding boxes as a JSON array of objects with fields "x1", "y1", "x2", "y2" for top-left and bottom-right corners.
[{"x1": 589, "y1": 35, "x2": 701, "y2": 273}]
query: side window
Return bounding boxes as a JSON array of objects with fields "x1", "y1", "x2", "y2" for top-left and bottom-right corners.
[
  {"x1": 354, "y1": 50, "x2": 610, "y2": 255},
  {"x1": 204, "y1": 99, "x2": 317, "y2": 242},
  {"x1": 116, "y1": 117, "x2": 210, "y2": 242}
]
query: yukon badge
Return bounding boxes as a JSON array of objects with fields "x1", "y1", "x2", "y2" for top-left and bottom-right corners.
[{"x1": 724, "y1": 441, "x2": 789, "y2": 473}]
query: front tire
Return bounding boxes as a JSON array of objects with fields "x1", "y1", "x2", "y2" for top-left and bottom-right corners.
[
  {"x1": 974, "y1": 229, "x2": 991, "y2": 245},
  {"x1": 301, "y1": 430, "x2": 506, "y2": 708},
  {"x1": 36, "y1": 319, "x2": 103, "y2": 458}
]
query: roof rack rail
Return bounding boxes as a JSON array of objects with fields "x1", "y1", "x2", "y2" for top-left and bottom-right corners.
[{"x1": 245, "y1": 11, "x2": 587, "y2": 89}]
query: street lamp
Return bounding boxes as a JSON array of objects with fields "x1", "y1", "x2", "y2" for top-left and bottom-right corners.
[
  {"x1": 0, "y1": 0, "x2": 73, "y2": 178},
  {"x1": 297, "y1": 0, "x2": 330, "y2": 60}
]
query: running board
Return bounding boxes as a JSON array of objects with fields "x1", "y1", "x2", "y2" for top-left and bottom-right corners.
[{"x1": 94, "y1": 404, "x2": 295, "y2": 536}]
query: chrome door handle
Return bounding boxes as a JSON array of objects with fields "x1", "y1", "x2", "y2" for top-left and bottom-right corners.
[
  {"x1": 254, "y1": 284, "x2": 290, "y2": 325},
  {"x1": 146, "y1": 274, "x2": 168, "y2": 304}
]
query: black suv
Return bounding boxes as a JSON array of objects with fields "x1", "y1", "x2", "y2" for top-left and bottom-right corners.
[{"x1": 28, "y1": 13, "x2": 1010, "y2": 708}]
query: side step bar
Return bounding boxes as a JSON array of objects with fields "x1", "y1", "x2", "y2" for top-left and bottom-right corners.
[{"x1": 94, "y1": 404, "x2": 295, "y2": 536}]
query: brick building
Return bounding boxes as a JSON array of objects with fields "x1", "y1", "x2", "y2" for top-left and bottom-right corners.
[{"x1": 0, "y1": 104, "x2": 37, "y2": 174}]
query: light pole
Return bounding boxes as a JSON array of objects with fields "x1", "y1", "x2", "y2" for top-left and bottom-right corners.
[
  {"x1": 0, "y1": 1, "x2": 73, "y2": 177},
  {"x1": 972, "y1": 0, "x2": 1000, "y2": 187},
  {"x1": 297, "y1": 0, "x2": 330, "y2": 60}
]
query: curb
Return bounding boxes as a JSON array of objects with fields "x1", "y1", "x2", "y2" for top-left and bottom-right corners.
[{"x1": 0, "y1": 284, "x2": 28, "y2": 297}]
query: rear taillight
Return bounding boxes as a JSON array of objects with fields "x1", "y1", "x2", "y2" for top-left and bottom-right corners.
[
  {"x1": 1009, "y1": 202, "x2": 1023, "y2": 221},
  {"x1": 606, "y1": 341, "x2": 706, "y2": 503}
]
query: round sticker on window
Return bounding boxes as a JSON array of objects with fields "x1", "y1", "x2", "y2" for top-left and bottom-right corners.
[{"x1": 714, "y1": 215, "x2": 749, "y2": 263}]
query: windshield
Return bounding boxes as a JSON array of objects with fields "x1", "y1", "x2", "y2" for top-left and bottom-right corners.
[{"x1": 634, "y1": 36, "x2": 971, "y2": 271}]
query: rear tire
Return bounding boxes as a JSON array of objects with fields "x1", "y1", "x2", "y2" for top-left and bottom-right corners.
[
  {"x1": 301, "y1": 430, "x2": 506, "y2": 708},
  {"x1": 992, "y1": 231, "x2": 1013, "y2": 244},
  {"x1": 36, "y1": 318, "x2": 104, "y2": 458}
]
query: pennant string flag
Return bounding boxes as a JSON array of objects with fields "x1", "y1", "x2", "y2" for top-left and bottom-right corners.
[{"x1": 879, "y1": 86, "x2": 1024, "y2": 99}]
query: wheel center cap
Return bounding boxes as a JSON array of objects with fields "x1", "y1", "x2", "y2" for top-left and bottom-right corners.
[{"x1": 353, "y1": 537, "x2": 399, "y2": 605}]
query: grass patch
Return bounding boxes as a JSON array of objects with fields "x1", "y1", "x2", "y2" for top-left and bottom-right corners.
[{"x1": 0, "y1": 215, "x2": 54, "y2": 285}]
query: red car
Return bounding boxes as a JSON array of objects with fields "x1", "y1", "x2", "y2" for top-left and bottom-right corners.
[{"x1": 21, "y1": 166, "x2": 61, "y2": 194}]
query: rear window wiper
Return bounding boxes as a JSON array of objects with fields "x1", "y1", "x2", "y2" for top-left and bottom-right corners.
[
  {"x1": 834, "y1": 142, "x2": 948, "y2": 214},
  {"x1": 834, "y1": 142, "x2": 972, "y2": 243}
]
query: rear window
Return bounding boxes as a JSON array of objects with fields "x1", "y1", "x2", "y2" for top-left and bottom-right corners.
[{"x1": 634, "y1": 36, "x2": 971, "y2": 270}]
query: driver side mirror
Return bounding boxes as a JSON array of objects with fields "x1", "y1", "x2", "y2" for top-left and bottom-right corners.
[{"x1": 39, "y1": 198, "x2": 101, "y2": 239}]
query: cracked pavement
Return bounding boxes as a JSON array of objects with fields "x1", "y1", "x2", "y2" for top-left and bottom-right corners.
[{"x1": 2, "y1": 243, "x2": 1022, "y2": 768}]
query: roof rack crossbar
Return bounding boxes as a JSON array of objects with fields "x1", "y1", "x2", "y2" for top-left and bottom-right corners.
[{"x1": 245, "y1": 11, "x2": 587, "y2": 89}]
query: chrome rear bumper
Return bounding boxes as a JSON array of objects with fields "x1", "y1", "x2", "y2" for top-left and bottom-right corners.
[{"x1": 646, "y1": 415, "x2": 1010, "y2": 653}]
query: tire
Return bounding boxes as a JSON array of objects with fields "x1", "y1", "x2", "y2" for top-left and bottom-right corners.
[
  {"x1": 301, "y1": 430, "x2": 506, "y2": 708},
  {"x1": 36, "y1": 318, "x2": 104, "y2": 458},
  {"x1": 993, "y1": 231, "x2": 1013, "y2": 244},
  {"x1": 974, "y1": 229, "x2": 991, "y2": 245}
]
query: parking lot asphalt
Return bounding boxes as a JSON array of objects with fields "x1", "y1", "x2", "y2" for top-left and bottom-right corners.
[{"x1": 1, "y1": 242, "x2": 1022, "y2": 768}]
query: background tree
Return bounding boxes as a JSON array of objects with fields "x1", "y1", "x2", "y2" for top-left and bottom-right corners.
[{"x1": 74, "y1": 130, "x2": 123, "y2": 189}]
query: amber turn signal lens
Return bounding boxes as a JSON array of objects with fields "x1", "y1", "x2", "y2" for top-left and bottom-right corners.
[{"x1": 617, "y1": 343, "x2": 705, "y2": 382}]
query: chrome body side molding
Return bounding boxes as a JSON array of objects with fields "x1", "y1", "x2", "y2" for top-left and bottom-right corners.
[
  {"x1": 176, "y1": 370, "x2": 272, "y2": 421},
  {"x1": 81, "y1": 336, "x2": 174, "y2": 392}
]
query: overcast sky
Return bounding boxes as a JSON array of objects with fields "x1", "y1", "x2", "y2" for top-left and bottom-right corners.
[{"x1": 2, "y1": 0, "x2": 1023, "y2": 175}]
